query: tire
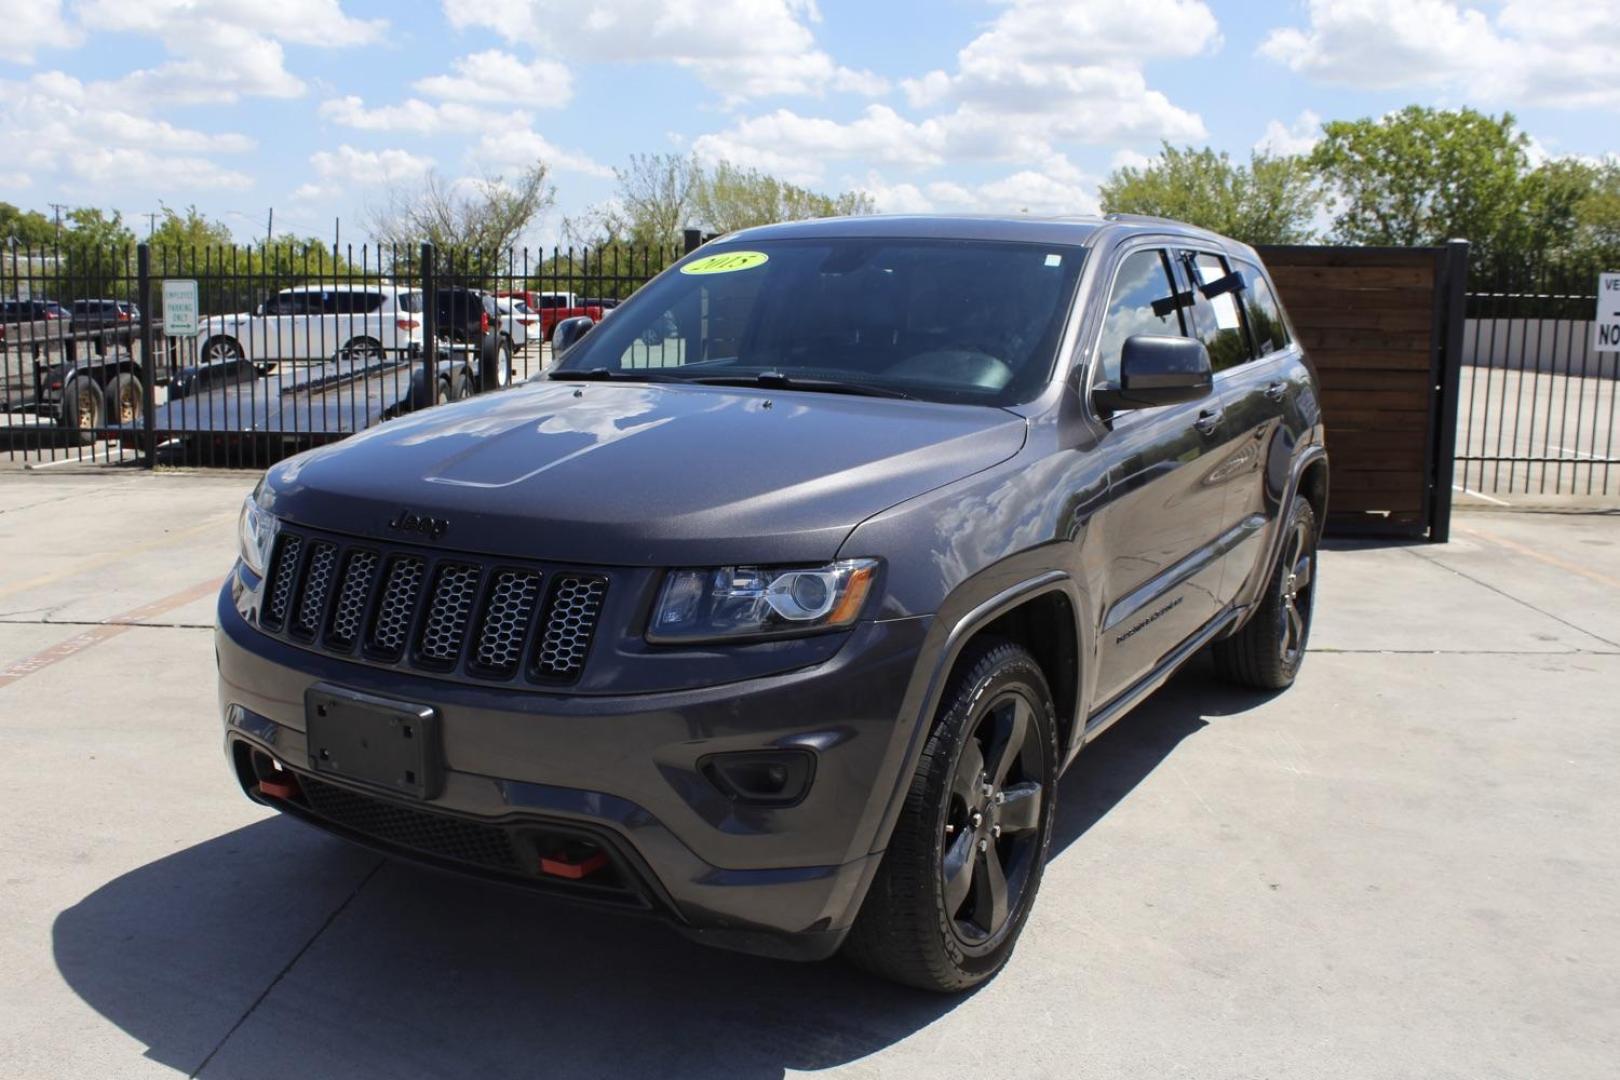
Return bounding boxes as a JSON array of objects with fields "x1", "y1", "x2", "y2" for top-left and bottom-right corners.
[
  {"x1": 451, "y1": 368, "x2": 473, "y2": 401},
  {"x1": 435, "y1": 377, "x2": 452, "y2": 407},
  {"x1": 60, "y1": 378, "x2": 105, "y2": 445},
  {"x1": 1212, "y1": 495, "x2": 1318, "y2": 690},
  {"x1": 105, "y1": 372, "x2": 143, "y2": 426},
  {"x1": 843, "y1": 638, "x2": 1059, "y2": 992},
  {"x1": 201, "y1": 336, "x2": 243, "y2": 364},
  {"x1": 339, "y1": 337, "x2": 383, "y2": 363},
  {"x1": 481, "y1": 336, "x2": 512, "y2": 390}
]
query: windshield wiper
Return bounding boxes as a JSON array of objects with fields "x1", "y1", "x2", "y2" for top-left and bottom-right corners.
[
  {"x1": 682, "y1": 371, "x2": 914, "y2": 400},
  {"x1": 547, "y1": 367, "x2": 686, "y2": 383}
]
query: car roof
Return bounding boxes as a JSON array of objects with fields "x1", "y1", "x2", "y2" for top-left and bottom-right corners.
[
  {"x1": 720, "y1": 212, "x2": 1244, "y2": 252},
  {"x1": 278, "y1": 284, "x2": 412, "y2": 294}
]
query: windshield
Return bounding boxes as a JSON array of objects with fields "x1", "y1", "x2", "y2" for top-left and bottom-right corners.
[{"x1": 553, "y1": 238, "x2": 1086, "y2": 406}]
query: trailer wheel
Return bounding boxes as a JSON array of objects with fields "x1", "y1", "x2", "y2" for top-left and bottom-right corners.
[
  {"x1": 452, "y1": 369, "x2": 473, "y2": 400},
  {"x1": 106, "y1": 372, "x2": 144, "y2": 426},
  {"x1": 60, "y1": 378, "x2": 105, "y2": 445}
]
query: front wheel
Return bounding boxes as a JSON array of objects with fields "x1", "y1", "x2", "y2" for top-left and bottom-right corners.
[
  {"x1": 843, "y1": 639, "x2": 1058, "y2": 992},
  {"x1": 1212, "y1": 495, "x2": 1318, "y2": 690},
  {"x1": 201, "y1": 336, "x2": 243, "y2": 364}
]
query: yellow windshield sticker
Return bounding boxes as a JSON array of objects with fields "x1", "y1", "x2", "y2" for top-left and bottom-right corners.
[{"x1": 680, "y1": 250, "x2": 769, "y2": 275}]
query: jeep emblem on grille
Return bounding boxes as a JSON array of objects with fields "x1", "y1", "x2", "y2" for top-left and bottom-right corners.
[{"x1": 388, "y1": 508, "x2": 450, "y2": 540}]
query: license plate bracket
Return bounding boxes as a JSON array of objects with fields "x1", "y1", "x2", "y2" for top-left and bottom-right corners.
[{"x1": 305, "y1": 684, "x2": 441, "y2": 800}]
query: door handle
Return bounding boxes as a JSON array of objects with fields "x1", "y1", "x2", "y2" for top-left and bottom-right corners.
[
  {"x1": 1193, "y1": 407, "x2": 1223, "y2": 436},
  {"x1": 1263, "y1": 380, "x2": 1287, "y2": 402}
]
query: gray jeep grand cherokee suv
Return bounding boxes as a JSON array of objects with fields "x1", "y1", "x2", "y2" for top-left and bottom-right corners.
[{"x1": 219, "y1": 214, "x2": 1327, "y2": 991}]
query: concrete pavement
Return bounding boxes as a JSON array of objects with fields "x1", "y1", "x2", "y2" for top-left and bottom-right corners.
[{"x1": 0, "y1": 470, "x2": 1616, "y2": 1078}]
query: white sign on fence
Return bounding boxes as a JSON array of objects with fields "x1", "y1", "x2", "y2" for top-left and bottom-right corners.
[
  {"x1": 162, "y1": 279, "x2": 199, "y2": 336},
  {"x1": 1597, "y1": 272, "x2": 1620, "y2": 353}
]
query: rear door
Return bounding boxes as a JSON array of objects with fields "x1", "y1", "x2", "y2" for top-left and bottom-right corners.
[
  {"x1": 1089, "y1": 244, "x2": 1231, "y2": 706},
  {"x1": 1179, "y1": 248, "x2": 1273, "y2": 608}
]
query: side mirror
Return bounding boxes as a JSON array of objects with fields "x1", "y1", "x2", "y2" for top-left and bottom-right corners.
[
  {"x1": 553, "y1": 315, "x2": 594, "y2": 354},
  {"x1": 1093, "y1": 335, "x2": 1212, "y2": 412}
]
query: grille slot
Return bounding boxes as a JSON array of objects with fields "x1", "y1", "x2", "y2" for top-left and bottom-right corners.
[
  {"x1": 326, "y1": 549, "x2": 379, "y2": 650},
  {"x1": 263, "y1": 533, "x2": 303, "y2": 629},
  {"x1": 533, "y1": 575, "x2": 607, "y2": 682},
  {"x1": 471, "y1": 570, "x2": 542, "y2": 677},
  {"x1": 300, "y1": 775, "x2": 521, "y2": 874},
  {"x1": 367, "y1": 555, "x2": 425, "y2": 660},
  {"x1": 292, "y1": 540, "x2": 338, "y2": 639},
  {"x1": 416, "y1": 563, "x2": 481, "y2": 667}
]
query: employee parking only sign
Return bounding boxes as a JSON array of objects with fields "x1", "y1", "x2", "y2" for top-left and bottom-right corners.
[
  {"x1": 1597, "y1": 273, "x2": 1620, "y2": 353},
  {"x1": 162, "y1": 279, "x2": 199, "y2": 337}
]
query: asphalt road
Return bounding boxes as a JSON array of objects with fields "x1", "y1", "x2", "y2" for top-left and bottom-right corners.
[{"x1": 0, "y1": 471, "x2": 1615, "y2": 1079}]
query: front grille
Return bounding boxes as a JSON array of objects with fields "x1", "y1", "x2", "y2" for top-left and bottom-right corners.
[
  {"x1": 255, "y1": 524, "x2": 606, "y2": 686},
  {"x1": 301, "y1": 774, "x2": 521, "y2": 874}
]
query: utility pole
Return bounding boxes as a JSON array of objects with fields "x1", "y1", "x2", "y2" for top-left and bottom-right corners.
[
  {"x1": 266, "y1": 207, "x2": 274, "y2": 249},
  {"x1": 143, "y1": 211, "x2": 158, "y2": 239},
  {"x1": 48, "y1": 203, "x2": 67, "y2": 247}
]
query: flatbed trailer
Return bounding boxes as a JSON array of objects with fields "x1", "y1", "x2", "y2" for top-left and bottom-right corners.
[{"x1": 122, "y1": 344, "x2": 488, "y2": 465}]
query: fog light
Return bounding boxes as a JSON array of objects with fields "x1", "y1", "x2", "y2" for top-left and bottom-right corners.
[{"x1": 700, "y1": 750, "x2": 815, "y2": 807}]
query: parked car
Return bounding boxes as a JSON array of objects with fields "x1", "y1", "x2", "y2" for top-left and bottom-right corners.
[
  {"x1": 495, "y1": 296, "x2": 539, "y2": 352},
  {"x1": 70, "y1": 298, "x2": 141, "y2": 331},
  {"x1": 433, "y1": 287, "x2": 511, "y2": 390},
  {"x1": 219, "y1": 214, "x2": 1327, "y2": 992},
  {"x1": 2, "y1": 298, "x2": 69, "y2": 323},
  {"x1": 497, "y1": 290, "x2": 607, "y2": 341},
  {"x1": 196, "y1": 285, "x2": 424, "y2": 366}
]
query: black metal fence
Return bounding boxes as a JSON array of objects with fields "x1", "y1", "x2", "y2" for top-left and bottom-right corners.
[
  {"x1": 1460, "y1": 259, "x2": 1620, "y2": 498},
  {"x1": 1, "y1": 241, "x2": 680, "y2": 468}
]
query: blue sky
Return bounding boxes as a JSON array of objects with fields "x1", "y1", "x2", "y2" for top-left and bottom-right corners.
[{"x1": 2, "y1": 0, "x2": 1616, "y2": 248}]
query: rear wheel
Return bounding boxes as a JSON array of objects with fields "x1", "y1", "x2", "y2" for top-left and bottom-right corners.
[
  {"x1": 105, "y1": 372, "x2": 143, "y2": 426},
  {"x1": 843, "y1": 639, "x2": 1058, "y2": 992},
  {"x1": 1213, "y1": 495, "x2": 1318, "y2": 690},
  {"x1": 339, "y1": 337, "x2": 384, "y2": 363},
  {"x1": 451, "y1": 369, "x2": 473, "y2": 400},
  {"x1": 202, "y1": 336, "x2": 243, "y2": 364},
  {"x1": 60, "y1": 378, "x2": 105, "y2": 445}
]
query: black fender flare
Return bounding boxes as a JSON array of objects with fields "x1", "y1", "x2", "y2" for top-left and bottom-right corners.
[{"x1": 862, "y1": 569, "x2": 1092, "y2": 861}]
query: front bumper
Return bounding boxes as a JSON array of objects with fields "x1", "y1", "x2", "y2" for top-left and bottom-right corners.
[{"x1": 217, "y1": 584, "x2": 930, "y2": 960}]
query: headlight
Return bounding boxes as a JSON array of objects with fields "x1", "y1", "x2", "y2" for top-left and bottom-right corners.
[
  {"x1": 237, "y1": 495, "x2": 277, "y2": 577},
  {"x1": 648, "y1": 559, "x2": 879, "y2": 643}
]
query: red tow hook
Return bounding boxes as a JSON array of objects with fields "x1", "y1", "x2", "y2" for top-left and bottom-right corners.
[
  {"x1": 539, "y1": 846, "x2": 609, "y2": 880},
  {"x1": 257, "y1": 770, "x2": 301, "y2": 801}
]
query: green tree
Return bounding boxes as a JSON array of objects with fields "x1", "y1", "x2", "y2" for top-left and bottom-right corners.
[
  {"x1": 692, "y1": 161, "x2": 875, "y2": 235},
  {"x1": 1098, "y1": 144, "x2": 1320, "y2": 245},
  {"x1": 1310, "y1": 106, "x2": 1528, "y2": 269},
  {"x1": 364, "y1": 163, "x2": 555, "y2": 281},
  {"x1": 58, "y1": 208, "x2": 136, "y2": 300},
  {"x1": 1570, "y1": 161, "x2": 1620, "y2": 269},
  {"x1": 0, "y1": 202, "x2": 55, "y2": 247}
]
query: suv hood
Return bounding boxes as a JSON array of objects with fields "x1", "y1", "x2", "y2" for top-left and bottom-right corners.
[{"x1": 262, "y1": 380, "x2": 1027, "y2": 566}]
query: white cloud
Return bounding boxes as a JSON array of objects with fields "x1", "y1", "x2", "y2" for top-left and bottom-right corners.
[
  {"x1": 692, "y1": 0, "x2": 1211, "y2": 185},
  {"x1": 861, "y1": 158, "x2": 1102, "y2": 217},
  {"x1": 1255, "y1": 110, "x2": 1323, "y2": 157},
  {"x1": 470, "y1": 129, "x2": 613, "y2": 178},
  {"x1": 67, "y1": 0, "x2": 387, "y2": 104},
  {"x1": 1261, "y1": 0, "x2": 1620, "y2": 109},
  {"x1": 319, "y1": 96, "x2": 521, "y2": 136},
  {"x1": 415, "y1": 51, "x2": 573, "y2": 106},
  {"x1": 293, "y1": 145, "x2": 436, "y2": 201},
  {"x1": 439, "y1": 0, "x2": 885, "y2": 101},
  {"x1": 0, "y1": 0, "x2": 81, "y2": 63},
  {"x1": 0, "y1": 72, "x2": 255, "y2": 194}
]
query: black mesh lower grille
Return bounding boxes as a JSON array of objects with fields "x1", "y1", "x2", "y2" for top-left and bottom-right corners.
[{"x1": 301, "y1": 775, "x2": 522, "y2": 874}]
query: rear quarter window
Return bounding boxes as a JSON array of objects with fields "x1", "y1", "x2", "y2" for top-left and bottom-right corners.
[{"x1": 1236, "y1": 260, "x2": 1292, "y2": 356}]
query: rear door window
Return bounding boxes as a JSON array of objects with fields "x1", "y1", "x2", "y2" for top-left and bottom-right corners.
[
  {"x1": 1094, "y1": 248, "x2": 1185, "y2": 387},
  {"x1": 1184, "y1": 251, "x2": 1253, "y2": 373}
]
